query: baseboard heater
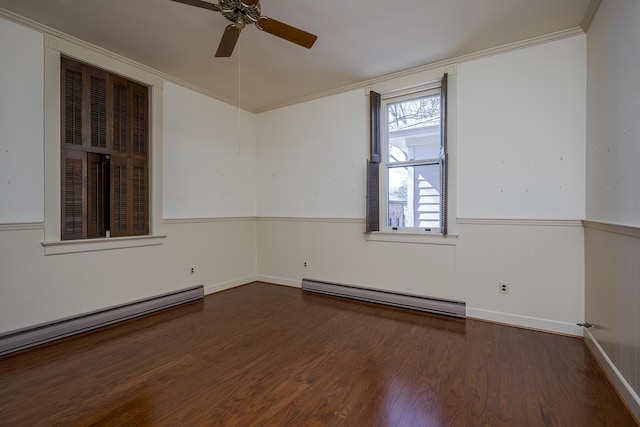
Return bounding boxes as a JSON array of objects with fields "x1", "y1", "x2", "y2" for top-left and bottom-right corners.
[
  {"x1": 302, "y1": 278, "x2": 465, "y2": 318},
  {"x1": 0, "y1": 285, "x2": 204, "y2": 357}
]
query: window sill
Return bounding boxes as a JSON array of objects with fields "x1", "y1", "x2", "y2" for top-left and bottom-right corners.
[
  {"x1": 366, "y1": 232, "x2": 458, "y2": 245},
  {"x1": 41, "y1": 234, "x2": 167, "y2": 255}
]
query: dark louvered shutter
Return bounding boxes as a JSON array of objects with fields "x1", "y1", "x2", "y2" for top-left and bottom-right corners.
[
  {"x1": 62, "y1": 154, "x2": 85, "y2": 239},
  {"x1": 62, "y1": 60, "x2": 83, "y2": 147},
  {"x1": 61, "y1": 57, "x2": 150, "y2": 240},
  {"x1": 112, "y1": 77, "x2": 129, "y2": 154},
  {"x1": 110, "y1": 81, "x2": 148, "y2": 238},
  {"x1": 128, "y1": 82, "x2": 149, "y2": 236},
  {"x1": 61, "y1": 58, "x2": 87, "y2": 239},
  {"x1": 440, "y1": 74, "x2": 448, "y2": 235},
  {"x1": 87, "y1": 153, "x2": 107, "y2": 238},
  {"x1": 89, "y1": 71, "x2": 108, "y2": 150},
  {"x1": 366, "y1": 160, "x2": 380, "y2": 233},
  {"x1": 131, "y1": 83, "x2": 148, "y2": 158},
  {"x1": 132, "y1": 159, "x2": 149, "y2": 235},
  {"x1": 366, "y1": 91, "x2": 382, "y2": 233},
  {"x1": 370, "y1": 91, "x2": 381, "y2": 163},
  {"x1": 110, "y1": 158, "x2": 130, "y2": 237}
]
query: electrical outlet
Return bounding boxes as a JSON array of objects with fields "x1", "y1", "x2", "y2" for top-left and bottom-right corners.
[
  {"x1": 499, "y1": 282, "x2": 509, "y2": 294},
  {"x1": 190, "y1": 267, "x2": 195, "y2": 275},
  {"x1": 304, "y1": 262, "x2": 308, "y2": 268}
]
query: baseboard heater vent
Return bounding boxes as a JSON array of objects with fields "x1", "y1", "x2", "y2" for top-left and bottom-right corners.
[
  {"x1": 0, "y1": 285, "x2": 204, "y2": 357},
  {"x1": 302, "y1": 278, "x2": 465, "y2": 318}
]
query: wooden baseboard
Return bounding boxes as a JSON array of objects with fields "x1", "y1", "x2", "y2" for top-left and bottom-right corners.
[
  {"x1": 466, "y1": 307, "x2": 583, "y2": 336},
  {"x1": 584, "y1": 330, "x2": 640, "y2": 424}
]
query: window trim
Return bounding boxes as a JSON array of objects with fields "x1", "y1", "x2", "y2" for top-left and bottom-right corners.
[
  {"x1": 41, "y1": 234, "x2": 166, "y2": 256},
  {"x1": 368, "y1": 75, "x2": 448, "y2": 235},
  {"x1": 365, "y1": 231, "x2": 458, "y2": 245},
  {"x1": 42, "y1": 34, "x2": 164, "y2": 253}
]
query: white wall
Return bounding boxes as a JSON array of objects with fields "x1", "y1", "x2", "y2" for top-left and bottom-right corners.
[
  {"x1": 0, "y1": 16, "x2": 258, "y2": 333},
  {"x1": 455, "y1": 35, "x2": 586, "y2": 333},
  {"x1": 257, "y1": 218, "x2": 458, "y2": 301},
  {"x1": 0, "y1": 13, "x2": 588, "y2": 338},
  {"x1": 584, "y1": 0, "x2": 640, "y2": 418},
  {"x1": 256, "y1": 36, "x2": 586, "y2": 335},
  {"x1": 164, "y1": 81, "x2": 256, "y2": 218},
  {"x1": 256, "y1": 76, "x2": 460, "y2": 303},
  {"x1": 586, "y1": 0, "x2": 640, "y2": 227},
  {"x1": 457, "y1": 220, "x2": 584, "y2": 333},
  {"x1": 0, "y1": 18, "x2": 44, "y2": 222},
  {"x1": 457, "y1": 35, "x2": 586, "y2": 219},
  {"x1": 257, "y1": 90, "x2": 366, "y2": 218}
]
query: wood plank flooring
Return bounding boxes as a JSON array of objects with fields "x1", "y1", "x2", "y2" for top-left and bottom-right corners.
[{"x1": 0, "y1": 282, "x2": 636, "y2": 426}]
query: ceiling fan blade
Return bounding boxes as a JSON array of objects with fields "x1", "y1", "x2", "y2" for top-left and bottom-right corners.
[
  {"x1": 216, "y1": 25, "x2": 241, "y2": 57},
  {"x1": 256, "y1": 17, "x2": 317, "y2": 49},
  {"x1": 170, "y1": 0, "x2": 220, "y2": 12},
  {"x1": 242, "y1": 0, "x2": 260, "y2": 5}
]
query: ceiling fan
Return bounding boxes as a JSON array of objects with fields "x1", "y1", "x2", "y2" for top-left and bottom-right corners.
[{"x1": 170, "y1": 0, "x2": 318, "y2": 57}]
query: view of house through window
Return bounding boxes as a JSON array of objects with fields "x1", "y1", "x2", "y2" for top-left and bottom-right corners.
[{"x1": 383, "y1": 90, "x2": 443, "y2": 230}]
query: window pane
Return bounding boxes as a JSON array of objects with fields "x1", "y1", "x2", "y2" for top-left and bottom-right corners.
[
  {"x1": 387, "y1": 94, "x2": 441, "y2": 163},
  {"x1": 387, "y1": 164, "x2": 441, "y2": 229},
  {"x1": 387, "y1": 167, "x2": 407, "y2": 227}
]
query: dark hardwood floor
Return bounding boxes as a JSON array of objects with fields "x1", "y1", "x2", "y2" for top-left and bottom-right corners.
[{"x1": 0, "y1": 282, "x2": 636, "y2": 426}]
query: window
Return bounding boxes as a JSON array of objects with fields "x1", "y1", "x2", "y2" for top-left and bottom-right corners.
[
  {"x1": 367, "y1": 74, "x2": 448, "y2": 234},
  {"x1": 60, "y1": 57, "x2": 149, "y2": 240}
]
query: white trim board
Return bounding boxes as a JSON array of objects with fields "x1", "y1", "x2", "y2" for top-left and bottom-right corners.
[
  {"x1": 581, "y1": 0, "x2": 603, "y2": 32},
  {"x1": 584, "y1": 330, "x2": 640, "y2": 423},
  {"x1": 458, "y1": 218, "x2": 583, "y2": 227},
  {"x1": 466, "y1": 307, "x2": 583, "y2": 336},
  {"x1": 365, "y1": 232, "x2": 458, "y2": 245},
  {"x1": 583, "y1": 220, "x2": 640, "y2": 239},
  {"x1": 203, "y1": 276, "x2": 259, "y2": 295},
  {"x1": 0, "y1": 222, "x2": 44, "y2": 231},
  {"x1": 256, "y1": 275, "x2": 302, "y2": 289},
  {"x1": 164, "y1": 217, "x2": 257, "y2": 225},
  {"x1": 257, "y1": 217, "x2": 364, "y2": 224},
  {"x1": 41, "y1": 234, "x2": 166, "y2": 256}
]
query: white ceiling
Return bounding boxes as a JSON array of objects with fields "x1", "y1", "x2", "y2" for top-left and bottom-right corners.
[{"x1": 0, "y1": 0, "x2": 593, "y2": 112}]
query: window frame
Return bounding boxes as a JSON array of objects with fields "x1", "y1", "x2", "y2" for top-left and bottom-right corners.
[
  {"x1": 381, "y1": 86, "x2": 445, "y2": 234},
  {"x1": 367, "y1": 74, "x2": 449, "y2": 237},
  {"x1": 42, "y1": 34, "x2": 165, "y2": 254}
]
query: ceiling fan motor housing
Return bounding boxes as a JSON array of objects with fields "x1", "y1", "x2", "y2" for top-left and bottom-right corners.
[
  {"x1": 219, "y1": 0, "x2": 261, "y2": 27},
  {"x1": 170, "y1": 0, "x2": 317, "y2": 57}
]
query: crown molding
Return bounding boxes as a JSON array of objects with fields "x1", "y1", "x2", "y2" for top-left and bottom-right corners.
[
  {"x1": 0, "y1": 7, "x2": 257, "y2": 113},
  {"x1": 258, "y1": 27, "x2": 585, "y2": 113},
  {"x1": 581, "y1": 0, "x2": 602, "y2": 32},
  {"x1": 0, "y1": 7, "x2": 584, "y2": 114}
]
